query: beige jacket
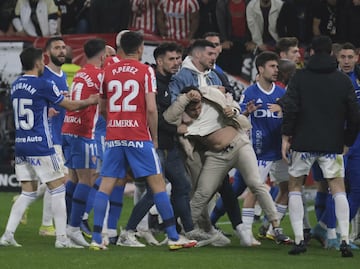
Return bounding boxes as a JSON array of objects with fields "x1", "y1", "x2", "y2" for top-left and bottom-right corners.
[{"x1": 163, "y1": 86, "x2": 252, "y2": 159}]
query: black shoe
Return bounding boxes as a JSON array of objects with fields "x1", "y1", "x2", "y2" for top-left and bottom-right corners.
[
  {"x1": 303, "y1": 228, "x2": 311, "y2": 246},
  {"x1": 273, "y1": 227, "x2": 293, "y2": 245},
  {"x1": 108, "y1": 236, "x2": 119, "y2": 245},
  {"x1": 340, "y1": 240, "x2": 354, "y2": 258},
  {"x1": 288, "y1": 240, "x2": 307, "y2": 255}
]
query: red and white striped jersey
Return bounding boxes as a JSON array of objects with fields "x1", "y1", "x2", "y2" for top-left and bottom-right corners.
[
  {"x1": 130, "y1": 0, "x2": 157, "y2": 34},
  {"x1": 103, "y1": 55, "x2": 121, "y2": 68},
  {"x1": 158, "y1": 0, "x2": 199, "y2": 40},
  {"x1": 101, "y1": 59, "x2": 157, "y2": 141},
  {"x1": 62, "y1": 64, "x2": 103, "y2": 139}
]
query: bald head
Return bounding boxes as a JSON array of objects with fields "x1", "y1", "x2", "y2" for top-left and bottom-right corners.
[{"x1": 105, "y1": 45, "x2": 116, "y2": 57}]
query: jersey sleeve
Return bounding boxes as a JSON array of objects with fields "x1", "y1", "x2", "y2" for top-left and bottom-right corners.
[
  {"x1": 41, "y1": 79, "x2": 65, "y2": 105},
  {"x1": 145, "y1": 66, "x2": 157, "y2": 94}
]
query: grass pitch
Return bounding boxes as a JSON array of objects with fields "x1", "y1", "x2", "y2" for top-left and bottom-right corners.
[{"x1": 0, "y1": 192, "x2": 359, "y2": 269}]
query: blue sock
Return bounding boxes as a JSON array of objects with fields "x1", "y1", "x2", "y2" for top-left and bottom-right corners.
[
  {"x1": 107, "y1": 185, "x2": 125, "y2": 230},
  {"x1": 70, "y1": 183, "x2": 91, "y2": 227},
  {"x1": 270, "y1": 186, "x2": 279, "y2": 200},
  {"x1": 315, "y1": 191, "x2": 327, "y2": 221},
  {"x1": 154, "y1": 192, "x2": 178, "y2": 241},
  {"x1": 324, "y1": 193, "x2": 336, "y2": 229},
  {"x1": 85, "y1": 177, "x2": 102, "y2": 215},
  {"x1": 92, "y1": 191, "x2": 109, "y2": 244},
  {"x1": 65, "y1": 180, "x2": 77, "y2": 222}
]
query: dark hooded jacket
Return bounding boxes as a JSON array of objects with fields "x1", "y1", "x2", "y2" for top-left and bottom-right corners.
[{"x1": 281, "y1": 53, "x2": 360, "y2": 153}]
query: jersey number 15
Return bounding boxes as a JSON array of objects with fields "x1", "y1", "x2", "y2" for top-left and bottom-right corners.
[{"x1": 13, "y1": 98, "x2": 34, "y2": 130}]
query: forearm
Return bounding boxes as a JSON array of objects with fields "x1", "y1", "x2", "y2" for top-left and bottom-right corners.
[{"x1": 147, "y1": 110, "x2": 158, "y2": 144}]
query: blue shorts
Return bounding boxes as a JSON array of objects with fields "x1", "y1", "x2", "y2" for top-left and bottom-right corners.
[
  {"x1": 101, "y1": 140, "x2": 162, "y2": 179},
  {"x1": 62, "y1": 135, "x2": 98, "y2": 169}
]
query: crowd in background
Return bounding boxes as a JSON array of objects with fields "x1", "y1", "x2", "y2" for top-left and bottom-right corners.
[{"x1": 1, "y1": 0, "x2": 360, "y2": 77}]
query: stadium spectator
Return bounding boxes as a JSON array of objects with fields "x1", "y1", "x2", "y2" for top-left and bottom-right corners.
[
  {"x1": 216, "y1": 0, "x2": 250, "y2": 76},
  {"x1": 281, "y1": 35, "x2": 359, "y2": 257},
  {"x1": 338, "y1": 0, "x2": 360, "y2": 48},
  {"x1": 246, "y1": 0, "x2": 284, "y2": 52},
  {"x1": 276, "y1": 0, "x2": 299, "y2": 39},
  {"x1": 0, "y1": 0, "x2": 16, "y2": 36},
  {"x1": 129, "y1": 0, "x2": 158, "y2": 34},
  {"x1": 12, "y1": 0, "x2": 59, "y2": 37},
  {"x1": 89, "y1": 0, "x2": 130, "y2": 33},
  {"x1": 312, "y1": 0, "x2": 345, "y2": 43},
  {"x1": 195, "y1": 0, "x2": 219, "y2": 38},
  {"x1": 55, "y1": 0, "x2": 90, "y2": 34},
  {"x1": 157, "y1": 0, "x2": 200, "y2": 41}
]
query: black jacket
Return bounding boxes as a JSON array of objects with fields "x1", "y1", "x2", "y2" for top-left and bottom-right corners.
[
  {"x1": 281, "y1": 53, "x2": 360, "y2": 153},
  {"x1": 155, "y1": 70, "x2": 178, "y2": 150}
]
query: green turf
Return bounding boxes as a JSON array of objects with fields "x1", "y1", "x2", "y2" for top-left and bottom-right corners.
[{"x1": 0, "y1": 192, "x2": 358, "y2": 269}]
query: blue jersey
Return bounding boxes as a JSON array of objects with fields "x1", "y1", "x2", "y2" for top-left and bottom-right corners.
[
  {"x1": 11, "y1": 75, "x2": 64, "y2": 157},
  {"x1": 348, "y1": 71, "x2": 360, "y2": 104},
  {"x1": 42, "y1": 66, "x2": 68, "y2": 145},
  {"x1": 241, "y1": 82, "x2": 285, "y2": 161}
]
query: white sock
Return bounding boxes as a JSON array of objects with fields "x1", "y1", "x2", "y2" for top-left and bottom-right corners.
[
  {"x1": 5, "y1": 191, "x2": 37, "y2": 233},
  {"x1": 41, "y1": 188, "x2": 53, "y2": 226},
  {"x1": 50, "y1": 184, "x2": 67, "y2": 237},
  {"x1": 242, "y1": 208, "x2": 255, "y2": 230},
  {"x1": 82, "y1": 212, "x2": 89, "y2": 220},
  {"x1": 102, "y1": 201, "x2": 110, "y2": 234},
  {"x1": 288, "y1": 191, "x2": 304, "y2": 244},
  {"x1": 333, "y1": 192, "x2": 350, "y2": 243},
  {"x1": 275, "y1": 203, "x2": 288, "y2": 221},
  {"x1": 254, "y1": 203, "x2": 262, "y2": 217},
  {"x1": 327, "y1": 228, "x2": 337, "y2": 240}
]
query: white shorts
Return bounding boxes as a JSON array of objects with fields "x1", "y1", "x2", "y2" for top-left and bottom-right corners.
[
  {"x1": 54, "y1": 144, "x2": 68, "y2": 174},
  {"x1": 288, "y1": 151, "x2": 344, "y2": 179},
  {"x1": 258, "y1": 159, "x2": 289, "y2": 184},
  {"x1": 15, "y1": 154, "x2": 64, "y2": 183}
]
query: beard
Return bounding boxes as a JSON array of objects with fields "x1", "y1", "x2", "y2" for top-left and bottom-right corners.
[{"x1": 50, "y1": 54, "x2": 65, "y2": 67}]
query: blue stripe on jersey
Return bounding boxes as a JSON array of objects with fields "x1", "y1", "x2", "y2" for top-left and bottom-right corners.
[{"x1": 51, "y1": 153, "x2": 60, "y2": 171}]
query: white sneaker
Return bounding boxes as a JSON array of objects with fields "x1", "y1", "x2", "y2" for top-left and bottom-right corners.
[
  {"x1": 136, "y1": 230, "x2": 160, "y2": 246},
  {"x1": 251, "y1": 234, "x2": 261, "y2": 246},
  {"x1": 186, "y1": 229, "x2": 217, "y2": 247},
  {"x1": 67, "y1": 227, "x2": 90, "y2": 247},
  {"x1": 55, "y1": 237, "x2": 84, "y2": 248},
  {"x1": 89, "y1": 241, "x2": 108, "y2": 250},
  {"x1": 209, "y1": 228, "x2": 231, "y2": 247},
  {"x1": 116, "y1": 230, "x2": 146, "y2": 247},
  {"x1": 0, "y1": 232, "x2": 21, "y2": 247},
  {"x1": 168, "y1": 234, "x2": 197, "y2": 250},
  {"x1": 235, "y1": 224, "x2": 252, "y2": 247}
]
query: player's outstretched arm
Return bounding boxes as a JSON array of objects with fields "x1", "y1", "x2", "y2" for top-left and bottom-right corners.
[{"x1": 59, "y1": 94, "x2": 99, "y2": 111}]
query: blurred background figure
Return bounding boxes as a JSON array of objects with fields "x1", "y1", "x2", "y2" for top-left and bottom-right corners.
[
  {"x1": 0, "y1": 0, "x2": 16, "y2": 36},
  {"x1": 12, "y1": 0, "x2": 59, "y2": 37},
  {"x1": 55, "y1": 0, "x2": 90, "y2": 34},
  {"x1": 157, "y1": 0, "x2": 200, "y2": 41},
  {"x1": 89, "y1": 0, "x2": 130, "y2": 33},
  {"x1": 129, "y1": 0, "x2": 158, "y2": 34}
]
